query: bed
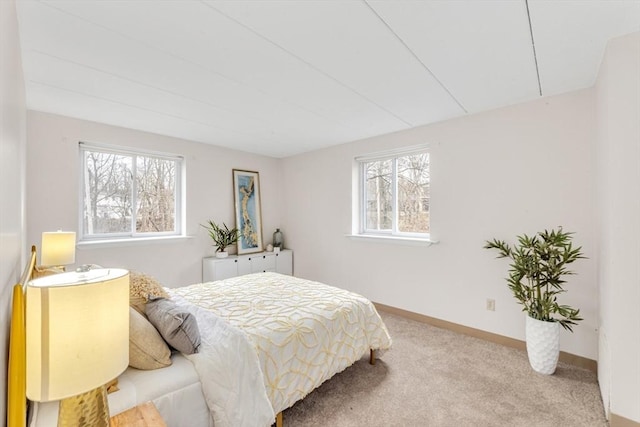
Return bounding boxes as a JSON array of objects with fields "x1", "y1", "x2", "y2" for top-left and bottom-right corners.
[{"x1": 8, "y1": 248, "x2": 392, "y2": 427}]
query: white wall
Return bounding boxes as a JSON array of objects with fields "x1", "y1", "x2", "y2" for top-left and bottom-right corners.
[
  {"x1": 282, "y1": 89, "x2": 598, "y2": 360},
  {"x1": 0, "y1": 0, "x2": 27, "y2": 424},
  {"x1": 26, "y1": 111, "x2": 283, "y2": 287},
  {"x1": 596, "y1": 31, "x2": 640, "y2": 423}
]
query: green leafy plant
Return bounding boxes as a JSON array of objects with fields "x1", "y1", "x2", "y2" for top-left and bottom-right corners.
[
  {"x1": 484, "y1": 227, "x2": 585, "y2": 331},
  {"x1": 201, "y1": 220, "x2": 238, "y2": 253}
]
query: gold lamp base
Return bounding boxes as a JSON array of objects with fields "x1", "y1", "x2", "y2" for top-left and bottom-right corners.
[{"x1": 57, "y1": 385, "x2": 110, "y2": 427}]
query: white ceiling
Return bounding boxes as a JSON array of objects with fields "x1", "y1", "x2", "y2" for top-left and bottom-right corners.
[{"x1": 16, "y1": 1, "x2": 640, "y2": 158}]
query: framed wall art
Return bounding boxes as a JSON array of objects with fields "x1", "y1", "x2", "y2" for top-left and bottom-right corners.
[{"x1": 233, "y1": 169, "x2": 264, "y2": 254}]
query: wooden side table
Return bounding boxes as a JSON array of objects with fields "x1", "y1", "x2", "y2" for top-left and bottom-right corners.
[{"x1": 110, "y1": 402, "x2": 167, "y2": 427}]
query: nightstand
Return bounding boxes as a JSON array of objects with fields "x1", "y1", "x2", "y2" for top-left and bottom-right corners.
[{"x1": 110, "y1": 402, "x2": 166, "y2": 427}]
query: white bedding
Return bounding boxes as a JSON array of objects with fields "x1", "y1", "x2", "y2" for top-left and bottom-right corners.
[
  {"x1": 29, "y1": 272, "x2": 392, "y2": 427},
  {"x1": 172, "y1": 294, "x2": 275, "y2": 427},
  {"x1": 170, "y1": 272, "x2": 392, "y2": 420}
]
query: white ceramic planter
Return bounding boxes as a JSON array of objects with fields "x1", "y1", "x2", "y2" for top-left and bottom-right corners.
[
  {"x1": 215, "y1": 251, "x2": 229, "y2": 259},
  {"x1": 525, "y1": 315, "x2": 560, "y2": 375}
]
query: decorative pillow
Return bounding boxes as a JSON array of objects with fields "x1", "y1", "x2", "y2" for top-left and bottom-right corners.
[
  {"x1": 129, "y1": 295, "x2": 148, "y2": 317},
  {"x1": 146, "y1": 297, "x2": 201, "y2": 355},
  {"x1": 128, "y1": 307, "x2": 172, "y2": 370},
  {"x1": 129, "y1": 271, "x2": 169, "y2": 315}
]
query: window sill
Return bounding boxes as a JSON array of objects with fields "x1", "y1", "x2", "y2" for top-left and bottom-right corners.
[
  {"x1": 345, "y1": 234, "x2": 439, "y2": 246},
  {"x1": 77, "y1": 235, "x2": 194, "y2": 249}
]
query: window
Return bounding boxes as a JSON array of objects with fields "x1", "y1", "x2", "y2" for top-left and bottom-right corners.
[
  {"x1": 357, "y1": 146, "x2": 430, "y2": 238},
  {"x1": 80, "y1": 143, "x2": 183, "y2": 241}
]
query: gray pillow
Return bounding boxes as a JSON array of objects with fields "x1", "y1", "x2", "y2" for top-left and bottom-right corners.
[{"x1": 145, "y1": 297, "x2": 201, "y2": 355}]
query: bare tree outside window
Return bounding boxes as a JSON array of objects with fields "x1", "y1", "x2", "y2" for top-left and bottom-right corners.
[
  {"x1": 136, "y1": 156, "x2": 176, "y2": 233},
  {"x1": 365, "y1": 159, "x2": 392, "y2": 230},
  {"x1": 83, "y1": 152, "x2": 132, "y2": 235},
  {"x1": 81, "y1": 145, "x2": 181, "y2": 239},
  {"x1": 362, "y1": 151, "x2": 429, "y2": 236},
  {"x1": 398, "y1": 153, "x2": 430, "y2": 233}
]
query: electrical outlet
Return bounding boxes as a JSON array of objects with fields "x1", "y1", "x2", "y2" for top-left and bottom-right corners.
[{"x1": 486, "y1": 298, "x2": 495, "y2": 311}]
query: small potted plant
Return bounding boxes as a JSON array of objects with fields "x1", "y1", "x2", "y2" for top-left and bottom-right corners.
[
  {"x1": 484, "y1": 227, "x2": 584, "y2": 374},
  {"x1": 201, "y1": 220, "x2": 239, "y2": 258}
]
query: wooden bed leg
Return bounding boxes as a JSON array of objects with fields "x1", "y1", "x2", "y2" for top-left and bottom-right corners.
[
  {"x1": 276, "y1": 411, "x2": 283, "y2": 427},
  {"x1": 370, "y1": 349, "x2": 376, "y2": 365}
]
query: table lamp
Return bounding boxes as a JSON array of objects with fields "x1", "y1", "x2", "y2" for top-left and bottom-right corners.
[
  {"x1": 26, "y1": 268, "x2": 129, "y2": 427},
  {"x1": 41, "y1": 231, "x2": 76, "y2": 270}
]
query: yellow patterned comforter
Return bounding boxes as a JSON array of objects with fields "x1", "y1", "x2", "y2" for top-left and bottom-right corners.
[{"x1": 170, "y1": 272, "x2": 392, "y2": 414}]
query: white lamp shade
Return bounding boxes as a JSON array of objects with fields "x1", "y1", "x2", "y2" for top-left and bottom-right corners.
[
  {"x1": 26, "y1": 269, "x2": 129, "y2": 402},
  {"x1": 41, "y1": 231, "x2": 76, "y2": 266}
]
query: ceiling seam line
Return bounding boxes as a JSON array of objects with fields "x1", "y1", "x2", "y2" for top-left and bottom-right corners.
[
  {"x1": 362, "y1": 0, "x2": 467, "y2": 114},
  {"x1": 199, "y1": 0, "x2": 414, "y2": 128},
  {"x1": 525, "y1": 0, "x2": 543, "y2": 96},
  {"x1": 33, "y1": 0, "x2": 352, "y2": 131},
  {"x1": 27, "y1": 79, "x2": 284, "y2": 141}
]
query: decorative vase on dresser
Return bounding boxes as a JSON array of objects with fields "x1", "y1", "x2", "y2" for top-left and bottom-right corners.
[{"x1": 273, "y1": 228, "x2": 284, "y2": 248}]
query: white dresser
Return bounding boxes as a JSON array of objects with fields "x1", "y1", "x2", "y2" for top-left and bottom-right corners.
[{"x1": 202, "y1": 249, "x2": 293, "y2": 282}]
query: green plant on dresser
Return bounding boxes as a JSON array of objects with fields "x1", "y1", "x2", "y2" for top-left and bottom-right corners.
[{"x1": 201, "y1": 220, "x2": 239, "y2": 257}]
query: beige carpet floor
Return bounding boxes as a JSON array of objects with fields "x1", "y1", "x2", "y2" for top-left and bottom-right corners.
[{"x1": 281, "y1": 311, "x2": 607, "y2": 427}]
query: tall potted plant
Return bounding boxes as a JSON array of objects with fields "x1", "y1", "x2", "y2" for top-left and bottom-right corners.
[
  {"x1": 201, "y1": 220, "x2": 239, "y2": 258},
  {"x1": 484, "y1": 227, "x2": 584, "y2": 374}
]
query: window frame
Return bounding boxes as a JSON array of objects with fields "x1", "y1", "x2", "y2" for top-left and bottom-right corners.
[
  {"x1": 78, "y1": 142, "x2": 185, "y2": 242},
  {"x1": 356, "y1": 145, "x2": 430, "y2": 240}
]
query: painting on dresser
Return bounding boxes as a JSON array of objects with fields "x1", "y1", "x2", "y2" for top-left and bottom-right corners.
[{"x1": 233, "y1": 169, "x2": 264, "y2": 254}]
